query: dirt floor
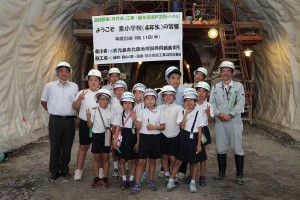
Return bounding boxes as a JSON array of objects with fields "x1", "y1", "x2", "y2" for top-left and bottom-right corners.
[{"x1": 1, "y1": 122, "x2": 300, "y2": 200}]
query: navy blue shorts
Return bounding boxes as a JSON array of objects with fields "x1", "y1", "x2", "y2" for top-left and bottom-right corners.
[
  {"x1": 79, "y1": 119, "x2": 92, "y2": 145},
  {"x1": 138, "y1": 134, "x2": 161, "y2": 159},
  {"x1": 91, "y1": 133, "x2": 111, "y2": 154}
]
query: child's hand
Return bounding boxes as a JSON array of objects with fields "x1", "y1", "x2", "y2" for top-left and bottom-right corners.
[
  {"x1": 133, "y1": 143, "x2": 139, "y2": 153},
  {"x1": 86, "y1": 108, "x2": 91, "y2": 119},
  {"x1": 184, "y1": 108, "x2": 192, "y2": 115},
  {"x1": 205, "y1": 105, "x2": 211, "y2": 116},
  {"x1": 130, "y1": 111, "x2": 137, "y2": 121},
  {"x1": 196, "y1": 144, "x2": 202, "y2": 154},
  {"x1": 146, "y1": 124, "x2": 157, "y2": 131},
  {"x1": 78, "y1": 90, "x2": 88, "y2": 101}
]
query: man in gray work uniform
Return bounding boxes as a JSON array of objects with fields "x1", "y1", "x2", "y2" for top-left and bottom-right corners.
[{"x1": 209, "y1": 61, "x2": 245, "y2": 185}]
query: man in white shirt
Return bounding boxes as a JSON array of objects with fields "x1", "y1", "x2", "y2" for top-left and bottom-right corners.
[{"x1": 41, "y1": 62, "x2": 78, "y2": 181}]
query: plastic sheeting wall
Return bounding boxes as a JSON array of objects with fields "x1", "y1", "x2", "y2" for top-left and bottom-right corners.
[
  {"x1": 0, "y1": 0, "x2": 299, "y2": 151},
  {"x1": 0, "y1": 0, "x2": 101, "y2": 151}
]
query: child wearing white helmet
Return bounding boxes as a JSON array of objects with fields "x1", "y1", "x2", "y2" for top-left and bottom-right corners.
[
  {"x1": 112, "y1": 92, "x2": 139, "y2": 190},
  {"x1": 102, "y1": 67, "x2": 121, "y2": 96},
  {"x1": 166, "y1": 88, "x2": 207, "y2": 193},
  {"x1": 86, "y1": 89, "x2": 113, "y2": 188},
  {"x1": 188, "y1": 81, "x2": 214, "y2": 187},
  {"x1": 157, "y1": 66, "x2": 185, "y2": 106},
  {"x1": 72, "y1": 69, "x2": 102, "y2": 181},
  {"x1": 157, "y1": 85, "x2": 183, "y2": 183},
  {"x1": 130, "y1": 89, "x2": 165, "y2": 194},
  {"x1": 193, "y1": 67, "x2": 208, "y2": 87},
  {"x1": 111, "y1": 80, "x2": 127, "y2": 178},
  {"x1": 41, "y1": 61, "x2": 78, "y2": 181},
  {"x1": 132, "y1": 83, "x2": 146, "y2": 114}
]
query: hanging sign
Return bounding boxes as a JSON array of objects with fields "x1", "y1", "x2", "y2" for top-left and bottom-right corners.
[{"x1": 92, "y1": 12, "x2": 183, "y2": 64}]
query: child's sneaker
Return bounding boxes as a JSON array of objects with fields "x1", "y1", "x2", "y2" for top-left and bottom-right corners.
[
  {"x1": 91, "y1": 177, "x2": 100, "y2": 188},
  {"x1": 164, "y1": 176, "x2": 170, "y2": 186},
  {"x1": 183, "y1": 175, "x2": 192, "y2": 184},
  {"x1": 141, "y1": 172, "x2": 148, "y2": 183},
  {"x1": 113, "y1": 168, "x2": 120, "y2": 178},
  {"x1": 130, "y1": 183, "x2": 141, "y2": 194},
  {"x1": 102, "y1": 177, "x2": 110, "y2": 188},
  {"x1": 120, "y1": 180, "x2": 127, "y2": 189},
  {"x1": 157, "y1": 170, "x2": 164, "y2": 178},
  {"x1": 174, "y1": 177, "x2": 180, "y2": 186},
  {"x1": 176, "y1": 172, "x2": 185, "y2": 180},
  {"x1": 147, "y1": 180, "x2": 157, "y2": 191},
  {"x1": 166, "y1": 181, "x2": 176, "y2": 191},
  {"x1": 74, "y1": 169, "x2": 82, "y2": 181},
  {"x1": 189, "y1": 182, "x2": 197, "y2": 193},
  {"x1": 128, "y1": 180, "x2": 135, "y2": 189},
  {"x1": 199, "y1": 176, "x2": 207, "y2": 187}
]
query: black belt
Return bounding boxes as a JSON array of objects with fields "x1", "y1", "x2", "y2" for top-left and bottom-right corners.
[{"x1": 51, "y1": 115, "x2": 76, "y2": 119}]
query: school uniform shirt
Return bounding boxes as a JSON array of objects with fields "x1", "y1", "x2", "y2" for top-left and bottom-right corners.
[
  {"x1": 111, "y1": 97, "x2": 123, "y2": 122},
  {"x1": 157, "y1": 103, "x2": 183, "y2": 138},
  {"x1": 209, "y1": 80, "x2": 245, "y2": 119},
  {"x1": 112, "y1": 111, "x2": 134, "y2": 128},
  {"x1": 177, "y1": 109, "x2": 205, "y2": 132},
  {"x1": 74, "y1": 89, "x2": 99, "y2": 121},
  {"x1": 137, "y1": 107, "x2": 165, "y2": 135},
  {"x1": 41, "y1": 80, "x2": 78, "y2": 116},
  {"x1": 101, "y1": 83, "x2": 115, "y2": 98},
  {"x1": 91, "y1": 107, "x2": 113, "y2": 133},
  {"x1": 195, "y1": 101, "x2": 214, "y2": 126},
  {"x1": 157, "y1": 86, "x2": 184, "y2": 106},
  {"x1": 134, "y1": 102, "x2": 145, "y2": 114}
]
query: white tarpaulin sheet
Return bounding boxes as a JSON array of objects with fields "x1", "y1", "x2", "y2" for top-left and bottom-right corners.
[
  {"x1": 92, "y1": 12, "x2": 183, "y2": 64},
  {"x1": 0, "y1": 0, "x2": 299, "y2": 151}
]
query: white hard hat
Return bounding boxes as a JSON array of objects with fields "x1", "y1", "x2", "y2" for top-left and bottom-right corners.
[
  {"x1": 108, "y1": 68, "x2": 121, "y2": 75},
  {"x1": 132, "y1": 83, "x2": 146, "y2": 92},
  {"x1": 218, "y1": 61, "x2": 235, "y2": 73},
  {"x1": 94, "y1": 89, "x2": 111, "y2": 102},
  {"x1": 165, "y1": 66, "x2": 181, "y2": 79},
  {"x1": 86, "y1": 69, "x2": 102, "y2": 79},
  {"x1": 193, "y1": 67, "x2": 208, "y2": 76},
  {"x1": 182, "y1": 88, "x2": 199, "y2": 101},
  {"x1": 160, "y1": 85, "x2": 176, "y2": 99},
  {"x1": 120, "y1": 92, "x2": 135, "y2": 103},
  {"x1": 113, "y1": 80, "x2": 127, "y2": 90},
  {"x1": 195, "y1": 81, "x2": 210, "y2": 91},
  {"x1": 55, "y1": 61, "x2": 72, "y2": 75},
  {"x1": 143, "y1": 88, "x2": 158, "y2": 100}
]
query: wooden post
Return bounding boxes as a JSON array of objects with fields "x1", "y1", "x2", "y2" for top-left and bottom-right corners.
[{"x1": 81, "y1": 45, "x2": 91, "y2": 89}]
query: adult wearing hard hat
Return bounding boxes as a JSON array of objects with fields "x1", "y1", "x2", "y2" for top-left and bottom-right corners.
[
  {"x1": 72, "y1": 69, "x2": 102, "y2": 181},
  {"x1": 209, "y1": 61, "x2": 245, "y2": 185},
  {"x1": 41, "y1": 61, "x2": 78, "y2": 181},
  {"x1": 102, "y1": 67, "x2": 121, "y2": 96}
]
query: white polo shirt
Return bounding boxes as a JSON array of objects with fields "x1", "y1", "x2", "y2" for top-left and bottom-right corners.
[
  {"x1": 111, "y1": 96, "x2": 123, "y2": 120},
  {"x1": 134, "y1": 102, "x2": 145, "y2": 114},
  {"x1": 102, "y1": 83, "x2": 115, "y2": 98},
  {"x1": 157, "y1": 103, "x2": 183, "y2": 138},
  {"x1": 137, "y1": 107, "x2": 165, "y2": 135},
  {"x1": 112, "y1": 111, "x2": 134, "y2": 128},
  {"x1": 195, "y1": 101, "x2": 214, "y2": 126},
  {"x1": 74, "y1": 89, "x2": 99, "y2": 121},
  {"x1": 177, "y1": 109, "x2": 204, "y2": 133},
  {"x1": 41, "y1": 80, "x2": 78, "y2": 116},
  {"x1": 91, "y1": 107, "x2": 112, "y2": 133}
]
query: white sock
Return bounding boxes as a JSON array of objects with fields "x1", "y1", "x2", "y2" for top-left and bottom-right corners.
[
  {"x1": 122, "y1": 175, "x2": 127, "y2": 181},
  {"x1": 191, "y1": 180, "x2": 195, "y2": 184},
  {"x1": 169, "y1": 178, "x2": 174, "y2": 182},
  {"x1": 113, "y1": 161, "x2": 118, "y2": 169},
  {"x1": 125, "y1": 162, "x2": 129, "y2": 170},
  {"x1": 129, "y1": 175, "x2": 134, "y2": 181},
  {"x1": 99, "y1": 168, "x2": 104, "y2": 178},
  {"x1": 164, "y1": 171, "x2": 170, "y2": 177}
]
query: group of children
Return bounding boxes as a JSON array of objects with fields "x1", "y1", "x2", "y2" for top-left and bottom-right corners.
[{"x1": 72, "y1": 66, "x2": 214, "y2": 194}]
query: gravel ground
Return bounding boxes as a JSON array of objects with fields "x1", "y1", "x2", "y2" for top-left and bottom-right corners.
[{"x1": 0, "y1": 122, "x2": 300, "y2": 200}]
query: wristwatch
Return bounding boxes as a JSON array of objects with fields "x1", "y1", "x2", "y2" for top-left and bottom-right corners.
[{"x1": 229, "y1": 114, "x2": 234, "y2": 118}]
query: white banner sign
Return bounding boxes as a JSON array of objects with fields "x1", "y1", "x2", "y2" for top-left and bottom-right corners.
[{"x1": 92, "y1": 12, "x2": 183, "y2": 64}]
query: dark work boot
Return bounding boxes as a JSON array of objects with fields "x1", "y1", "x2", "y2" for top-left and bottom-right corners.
[
  {"x1": 235, "y1": 155, "x2": 244, "y2": 185},
  {"x1": 214, "y1": 154, "x2": 226, "y2": 180}
]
